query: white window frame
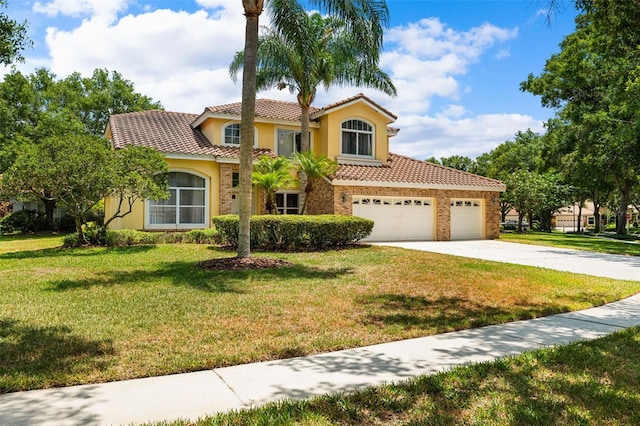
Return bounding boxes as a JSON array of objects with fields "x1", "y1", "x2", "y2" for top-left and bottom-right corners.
[
  {"x1": 275, "y1": 128, "x2": 312, "y2": 157},
  {"x1": 340, "y1": 118, "x2": 374, "y2": 158},
  {"x1": 221, "y1": 122, "x2": 258, "y2": 147},
  {"x1": 145, "y1": 170, "x2": 210, "y2": 230},
  {"x1": 276, "y1": 191, "x2": 300, "y2": 215}
]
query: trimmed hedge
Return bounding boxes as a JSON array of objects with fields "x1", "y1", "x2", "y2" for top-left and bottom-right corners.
[
  {"x1": 212, "y1": 214, "x2": 374, "y2": 251},
  {"x1": 63, "y1": 228, "x2": 220, "y2": 247}
]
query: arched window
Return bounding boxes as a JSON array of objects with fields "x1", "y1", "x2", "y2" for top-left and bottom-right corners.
[
  {"x1": 341, "y1": 119, "x2": 373, "y2": 157},
  {"x1": 147, "y1": 172, "x2": 208, "y2": 228}
]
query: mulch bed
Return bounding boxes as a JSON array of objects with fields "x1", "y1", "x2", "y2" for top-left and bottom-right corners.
[{"x1": 197, "y1": 256, "x2": 294, "y2": 271}]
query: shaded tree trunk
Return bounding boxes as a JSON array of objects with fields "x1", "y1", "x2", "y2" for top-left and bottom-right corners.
[
  {"x1": 615, "y1": 179, "x2": 632, "y2": 235},
  {"x1": 500, "y1": 200, "x2": 510, "y2": 222},
  {"x1": 539, "y1": 210, "x2": 553, "y2": 233},
  {"x1": 42, "y1": 197, "x2": 56, "y2": 229},
  {"x1": 577, "y1": 201, "x2": 583, "y2": 233},
  {"x1": 518, "y1": 211, "x2": 526, "y2": 233}
]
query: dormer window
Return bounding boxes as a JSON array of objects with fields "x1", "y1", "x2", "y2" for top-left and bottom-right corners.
[
  {"x1": 224, "y1": 123, "x2": 240, "y2": 145},
  {"x1": 341, "y1": 119, "x2": 373, "y2": 157}
]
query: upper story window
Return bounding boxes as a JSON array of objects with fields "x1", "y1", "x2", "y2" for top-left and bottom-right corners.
[
  {"x1": 341, "y1": 119, "x2": 373, "y2": 157},
  {"x1": 224, "y1": 123, "x2": 240, "y2": 145},
  {"x1": 277, "y1": 129, "x2": 302, "y2": 158},
  {"x1": 222, "y1": 123, "x2": 258, "y2": 147}
]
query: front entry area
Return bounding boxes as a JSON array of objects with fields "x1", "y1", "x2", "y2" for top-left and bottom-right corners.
[{"x1": 352, "y1": 196, "x2": 435, "y2": 242}]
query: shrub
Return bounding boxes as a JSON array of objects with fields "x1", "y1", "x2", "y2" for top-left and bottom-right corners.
[
  {"x1": 101, "y1": 228, "x2": 221, "y2": 247},
  {"x1": 0, "y1": 210, "x2": 49, "y2": 234},
  {"x1": 212, "y1": 214, "x2": 373, "y2": 251}
]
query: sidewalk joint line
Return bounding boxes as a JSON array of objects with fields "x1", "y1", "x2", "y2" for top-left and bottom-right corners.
[
  {"x1": 560, "y1": 315, "x2": 628, "y2": 329},
  {"x1": 213, "y1": 370, "x2": 249, "y2": 407}
]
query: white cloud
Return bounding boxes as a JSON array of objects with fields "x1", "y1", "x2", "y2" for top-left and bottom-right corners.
[
  {"x1": 33, "y1": 0, "x2": 129, "y2": 20},
  {"x1": 43, "y1": 4, "x2": 247, "y2": 111},
  {"x1": 439, "y1": 105, "x2": 466, "y2": 118},
  {"x1": 494, "y1": 48, "x2": 511, "y2": 59},
  {"x1": 390, "y1": 113, "x2": 544, "y2": 160},
  {"x1": 380, "y1": 18, "x2": 518, "y2": 117}
]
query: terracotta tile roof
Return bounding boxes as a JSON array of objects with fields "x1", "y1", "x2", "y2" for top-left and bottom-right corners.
[
  {"x1": 107, "y1": 110, "x2": 274, "y2": 159},
  {"x1": 206, "y1": 99, "x2": 320, "y2": 122},
  {"x1": 334, "y1": 153, "x2": 506, "y2": 190},
  {"x1": 312, "y1": 93, "x2": 397, "y2": 121}
]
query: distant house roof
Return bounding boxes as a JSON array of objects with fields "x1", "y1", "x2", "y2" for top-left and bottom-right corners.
[
  {"x1": 107, "y1": 110, "x2": 274, "y2": 159},
  {"x1": 333, "y1": 153, "x2": 506, "y2": 191}
]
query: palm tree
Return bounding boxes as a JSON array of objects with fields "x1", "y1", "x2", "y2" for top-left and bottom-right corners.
[
  {"x1": 231, "y1": 6, "x2": 396, "y2": 154},
  {"x1": 252, "y1": 155, "x2": 297, "y2": 214},
  {"x1": 294, "y1": 151, "x2": 338, "y2": 214},
  {"x1": 237, "y1": 0, "x2": 390, "y2": 258}
]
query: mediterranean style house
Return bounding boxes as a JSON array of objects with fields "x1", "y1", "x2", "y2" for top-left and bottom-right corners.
[{"x1": 105, "y1": 93, "x2": 506, "y2": 241}]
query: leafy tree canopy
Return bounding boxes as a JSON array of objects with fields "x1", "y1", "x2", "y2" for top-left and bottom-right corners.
[
  {"x1": 0, "y1": 135, "x2": 168, "y2": 241},
  {"x1": 522, "y1": 1, "x2": 640, "y2": 233},
  {"x1": 0, "y1": 68, "x2": 162, "y2": 172},
  {"x1": 0, "y1": 0, "x2": 31, "y2": 65}
]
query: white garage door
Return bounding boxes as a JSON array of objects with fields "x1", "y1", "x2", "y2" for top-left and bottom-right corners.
[
  {"x1": 352, "y1": 196, "x2": 434, "y2": 242},
  {"x1": 450, "y1": 199, "x2": 484, "y2": 240}
]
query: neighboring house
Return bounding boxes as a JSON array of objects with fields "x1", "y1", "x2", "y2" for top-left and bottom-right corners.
[
  {"x1": 554, "y1": 203, "x2": 596, "y2": 231},
  {"x1": 9, "y1": 201, "x2": 67, "y2": 221},
  {"x1": 105, "y1": 93, "x2": 506, "y2": 241}
]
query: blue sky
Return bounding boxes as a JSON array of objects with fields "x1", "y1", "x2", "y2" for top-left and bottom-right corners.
[{"x1": 2, "y1": 0, "x2": 579, "y2": 160}]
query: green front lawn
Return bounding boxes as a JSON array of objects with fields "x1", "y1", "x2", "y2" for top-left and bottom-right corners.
[
  {"x1": 500, "y1": 231, "x2": 640, "y2": 256},
  {"x1": 1, "y1": 235, "x2": 639, "y2": 393}
]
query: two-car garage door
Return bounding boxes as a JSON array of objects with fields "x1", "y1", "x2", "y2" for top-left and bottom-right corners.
[
  {"x1": 352, "y1": 196, "x2": 434, "y2": 242},
  {"x1": 353, "y1": 196, "x2": 484, "y2": 241}
]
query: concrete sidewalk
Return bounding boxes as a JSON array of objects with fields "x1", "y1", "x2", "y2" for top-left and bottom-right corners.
[{"x1": 1, "y1": 241, "x2": 639, "y2": 426}]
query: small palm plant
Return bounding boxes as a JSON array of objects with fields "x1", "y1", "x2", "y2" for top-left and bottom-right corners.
[
  {"x1": 293, "y1": 151, "x2": 338, "y2": 215},
  {"x1": 252, "y1": 155, "x2": 298, "y2": 214}
]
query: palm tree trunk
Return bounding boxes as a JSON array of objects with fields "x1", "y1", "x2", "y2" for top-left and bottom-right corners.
[
  {"x1": 299, "y1": 101, "x2": 311, "y2": 153},
  {"x1": 238, "y1": 0, "x2": 263, "y2": 258}
]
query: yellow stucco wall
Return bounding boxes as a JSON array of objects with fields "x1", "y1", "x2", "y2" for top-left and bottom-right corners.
[
  {"x1": 105, "y1": 157, "x2": 218, "y2": 230},
  {"x1": 316, "y1": 102, "x2": 391, "y2": 163},
  {"x1": 198, "y1": 117, "x2": 322, "y2": 154}
]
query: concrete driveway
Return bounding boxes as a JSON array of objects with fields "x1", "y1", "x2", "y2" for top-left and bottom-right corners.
[{"x1": 379, "y1": 240, "x2": 640, "y2": 282}]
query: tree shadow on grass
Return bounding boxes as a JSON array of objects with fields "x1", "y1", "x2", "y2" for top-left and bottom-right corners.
[
  {"x1": 0, "y1": 318, "x2": 115, "y2": 393},
  {"x1": 0, "y1": 245, "x2": 156, "y2": 260},
  {"x1": 359, "y1": 294, "x2": 571, "y2": 332},
  {"x1": 46, "y1": 261, "x2": 354, "y2": 293}
]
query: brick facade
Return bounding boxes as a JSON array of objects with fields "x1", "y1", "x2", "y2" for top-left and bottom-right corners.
[
  {"x1": 219, "y1": 164, "x2": 238, "y2": 215},
  {"x1": 307, "y1": 182, "x2": 501, "y2": 240}
]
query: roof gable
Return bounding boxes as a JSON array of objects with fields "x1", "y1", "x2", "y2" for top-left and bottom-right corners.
[
  {"x1": 107, "y1": 110, "x2": 273, "y2": 160},
  {"x1": 311, "y1": 93, "x2": 397, "y2": 122}
]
